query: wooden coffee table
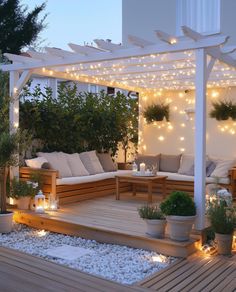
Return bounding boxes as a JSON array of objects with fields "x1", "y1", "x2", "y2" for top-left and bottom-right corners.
[{"x1": 115, "y1": 174, "x2": 168, "y2": 203}]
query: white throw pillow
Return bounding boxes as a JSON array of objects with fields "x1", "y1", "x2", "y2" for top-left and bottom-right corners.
[
  {"x1": 79, "y1": 150, "x2": 104, "y2": 175},
  {"x1": 25, "y1": 157, "x2": 48, "y2": 168},
  {"x1": 37, "y1": 152, "x2": 72, "y2": 178},
  {"x1": 65, "y1": 153, "x2": 89, "y2": 177},
  {"x1": 210, "y1": 159, "x2": 236, "y2": 178}
]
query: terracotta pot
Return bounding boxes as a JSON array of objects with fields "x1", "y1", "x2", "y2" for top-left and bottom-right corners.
[
  {"x1": 15, "y1": 197, "x2": 31, "y2": 210},
  {"x1": 145, "y1": 219, "x2": 166, "y2": 238},
  {"x1": 0, "y1": 211, "x2": 13, "y2": 233},
  {"x1": 166, "y1": 215, "x2": 196, "y2": 241},
  {"x1": 215, "y1": 233, "x2": 233, "y2": 255}
]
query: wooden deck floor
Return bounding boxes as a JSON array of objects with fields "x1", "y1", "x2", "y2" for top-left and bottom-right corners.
[
  {"x1": 0, "y1": 246, "x2": 146, "y2": 292},
  {"x1": 14, "y1": 193, "x2": 197, "y2": 257},
  {"x1": 138, "y1": 252, "x2": 236, "y2": 291}
]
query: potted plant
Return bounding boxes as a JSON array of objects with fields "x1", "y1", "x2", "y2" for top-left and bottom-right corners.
[
  {"x1": 207, "y1": 200, "x2": 236, "y2": 255},
  {"x1": 9, "y1": 178, "x2": 36, "y2": 210},
  {"x1": 160, "y1": 191, "x2": 196, "y2": 241},
  {"x1": 0, "y1": 131, "x2": 18, "y2": 233},
  {"x1": 138, "y1": 205, "x2": 166, "y2": 238},
  {"x1": 143, "y1": 102, "x2": 170, "y2": 124},
  {"x1": 209, "y1": 100, "x2": 236, "y2": 121}
]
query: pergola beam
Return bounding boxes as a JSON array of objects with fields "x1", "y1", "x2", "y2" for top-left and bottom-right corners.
[
  {"x1": 68, "y1": 43, "x2": 105, "y2": 55},
  {"x1": 93, "y1": 39, "x2": 125, "y2": 51},
  {"x1": 1, "y1": 34, "x2": 228, "y2": 72}
]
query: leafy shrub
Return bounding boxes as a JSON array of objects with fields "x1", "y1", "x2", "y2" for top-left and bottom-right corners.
[
  {"x1": 143, "y1": 102, "x2": 169, "y2": 123},
  {"x1": 160, "y1": 191, "x2": 196, "y2": 216},
  {"x1": 138, "y1": 205, "x2": 165, "y2": 219},
  {"x1": 20, "y1": 84, "x2": 138, "y2": 157},
  {"x1": 10, "y1": 178, "x2": 34, "y2": 198},
  {"x1": 210, "y1": 100, "x2": 236, "y2": 121},
  {"x1": 207, "y1": 201, "x2": 236, "y2": 234}
]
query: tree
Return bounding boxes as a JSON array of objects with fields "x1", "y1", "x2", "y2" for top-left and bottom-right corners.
[{"x1": 0, "y1": 0, "x2": 47, "y2": 54}]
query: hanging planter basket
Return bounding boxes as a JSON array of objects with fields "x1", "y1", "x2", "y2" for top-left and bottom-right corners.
[
  {"x1": 143, "y1": 103, "x2": 170, "y2": 124},
  {"x1": 209, "y1": 100, "x2": 236, "y2": 121}
]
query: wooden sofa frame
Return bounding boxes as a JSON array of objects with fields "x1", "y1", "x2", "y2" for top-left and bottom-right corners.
[{"x1": 20, "y1": 167, "x2": 236, "y2": 205}]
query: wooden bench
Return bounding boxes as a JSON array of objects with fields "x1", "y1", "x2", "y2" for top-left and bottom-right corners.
[{"x1": 19, "y1": 167, "x2": 236, "y2": 205}]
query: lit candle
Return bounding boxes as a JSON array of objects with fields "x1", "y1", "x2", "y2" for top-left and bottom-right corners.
[{"x1": 140, "y1": 163, "x2": 146, "y2": 175}]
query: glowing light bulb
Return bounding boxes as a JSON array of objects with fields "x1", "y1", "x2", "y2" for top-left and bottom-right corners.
[{"x1": 158, "y1": 136, "x2": 164, "y2": 141}]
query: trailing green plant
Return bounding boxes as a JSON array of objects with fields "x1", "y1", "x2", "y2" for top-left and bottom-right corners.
[
  {"x1": 209, "y1": 100, "x2": 236, "y2": 121},
  {"x1": 160, "y1": 191, "x2": 196, "y2": 216},
  {"x1": 9, "y1": 178, "x2": 35, "y2": 199},
  {"x1": 207, "y1": 200, "x2": 236, "y2": 234},
  {"x1": 20, "y1": 84, "x2": 138, "y2": 158},
  {"x1": 143, "y1": 102, "x2": 170, "y2": 123},
  {"x1": 138, "y1": 205, "x2": 165, "y2": 220}
]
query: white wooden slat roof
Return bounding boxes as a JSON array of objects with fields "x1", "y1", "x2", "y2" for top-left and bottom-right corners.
[{"x1": 2, "y1": 26, "x2": 236, "y2": 91}]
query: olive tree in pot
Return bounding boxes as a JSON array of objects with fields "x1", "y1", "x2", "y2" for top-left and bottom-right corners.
[
  {"x1": 138, "y1": 205, "x2": 166, "y2": 238},
  {"x1": 0, "y1": 131, "x2": 18, "y2": 233},
  {"x1": 160, "y1": 191, "x2": 196, "y2": 241},
  {"x1": 207, "y1": 201, "x2": 236, "y2": 255}
]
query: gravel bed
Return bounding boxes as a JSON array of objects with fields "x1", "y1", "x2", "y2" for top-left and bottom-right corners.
[{"x1": 0, "y1": 224, "x2": 176, "y2": 285}]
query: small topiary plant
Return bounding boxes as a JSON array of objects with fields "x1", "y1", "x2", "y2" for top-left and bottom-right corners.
[
  {"x1": 138, "y1": 205, "x2": 165, "y2": 220},
  {"x1": 160, "y1": 191, "x2": 196, "y2": 216}
]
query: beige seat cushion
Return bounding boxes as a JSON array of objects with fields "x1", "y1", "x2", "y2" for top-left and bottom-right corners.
[
  {"x1": 37, "y1": 152, "x2": 72, "y2": 178},
  {"x1": 160, "y1": 154, "x2": 181, "y2": 173},
  {"x1": 64, "y1": 153, "x2": 89, "y2": 177},
  {"x1": 56, "y1": 170, "x2": 132, "y2": 185},
  {"x1": 79, "y1": 150, "x2": 104, "y2": 175}
]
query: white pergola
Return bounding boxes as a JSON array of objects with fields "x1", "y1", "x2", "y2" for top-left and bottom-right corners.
[{"x1": 2, "y1": 26, "x2": 236, "y2": 230}]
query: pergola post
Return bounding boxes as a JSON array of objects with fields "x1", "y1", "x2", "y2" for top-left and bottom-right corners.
[
  {"x1": 9, "y1": 71, "x2": 20, "y2": 133},
  {"x1": 9, "y1": 71, "x2": 20, "y2": 178},
  {"x1": 9, "y1": 70, "x2": 31, "y2": 178},
  {"x1": 194, "y1": 49, "x2": 207, "y2": 230},
  {"x1": 48, "y1": 78, "x2": 58, "y2": 99}
]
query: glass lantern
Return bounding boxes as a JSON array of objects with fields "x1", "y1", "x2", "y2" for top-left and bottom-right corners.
[
  {"x1": 35, "y1": 190, "x2": 45, "y2": 213},
  {"x1": 48, "y1": 193, "x2": 58, "y2": 211}
]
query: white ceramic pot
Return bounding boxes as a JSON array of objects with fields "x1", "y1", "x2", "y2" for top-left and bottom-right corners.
[
  {"x1": 215, "y1": 233, "x2": 233, "y2": 255},
  {"x1": 145, "y1": 219, "x2": 166, "y2": 238},
  {"x1": 0, "y1": 212, "x2": 13, "y2": 233},
  {"x1": 166, "y1": 215, "x2": 196, "y2": 241},
  {"x1": 15, "y1": 197, "x2": 31, "y2": 210}
]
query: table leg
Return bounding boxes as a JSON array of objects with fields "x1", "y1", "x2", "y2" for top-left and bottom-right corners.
[
  {"x1": 148, "y1": 182, "x2": 152, "y2": 203},
  {"x1": 116, "y1": 177, "x2": 120, "y2": 200},
  {"x1": 162, "y1": 179, "x2": 167, "y2": 199},
  {"x1": 132, "y1": 184, "x2": 136, "y2": 196}
]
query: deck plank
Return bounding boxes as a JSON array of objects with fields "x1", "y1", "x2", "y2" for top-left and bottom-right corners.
[
  {"x1": 138, "y1": 253, "x2": 236, "y2": 292},
  {"x1": 0, "y1": 247, "x2": 146, "y2": 292}
]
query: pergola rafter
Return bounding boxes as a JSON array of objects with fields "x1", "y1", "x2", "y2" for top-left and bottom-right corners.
[{"x1": 1, "y1": 26, "x2": 236, "y2": 231}]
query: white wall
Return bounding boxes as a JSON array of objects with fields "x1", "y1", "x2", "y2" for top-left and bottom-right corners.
[
  {"x1": 221, "y1": 0, "x2": 236, "y2": 45},
  {"x1": 122, "y1": 0, "x2": 177, "y2": 45},
  {"x1": 122, "y1": 0, "x2": 236, "y2": 44},
  {"x1": 139, "y1": 87, "x2": 236, "y2": 159}
]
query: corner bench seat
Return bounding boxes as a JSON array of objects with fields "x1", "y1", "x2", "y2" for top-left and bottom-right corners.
[{"x1": 20, "y1": 167, "x2": 235, "y2": 205}]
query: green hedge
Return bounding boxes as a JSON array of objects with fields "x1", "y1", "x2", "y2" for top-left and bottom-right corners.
[{"x1": 20, "y1": 82, "x2": 138, "y2": 157}]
